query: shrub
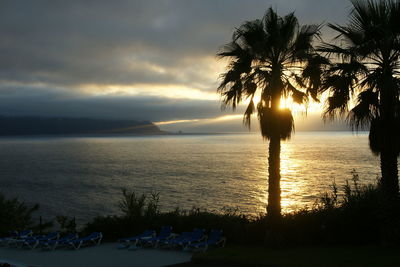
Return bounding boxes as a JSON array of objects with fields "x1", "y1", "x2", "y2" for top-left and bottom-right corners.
[
  {"x1": 0, "y1": 193, "x2": 39, "y2": 236},
  {"x1": 56, "y1": 215, "x2": 77, "y2": 235}
]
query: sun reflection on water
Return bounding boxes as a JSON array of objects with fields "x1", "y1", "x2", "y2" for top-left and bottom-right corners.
[
  {"x1": 0, "y1": 133, "x2": 380, "y2": 222},
  {"x1": 280, "y1": 142, "x2": 306, "y2": 212},
  {"x1": 249, "y1": 141, "x2": 309, "y2": 215}
]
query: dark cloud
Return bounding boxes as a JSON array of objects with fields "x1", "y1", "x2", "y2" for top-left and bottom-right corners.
[
  {"x1": 0, "y1": 83, "x2": 235, "y2": 121},
  {"x1": 0, "y1": 0, "x2": 349, "y2": 87}
]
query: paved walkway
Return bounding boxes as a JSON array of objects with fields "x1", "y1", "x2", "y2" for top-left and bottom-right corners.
[{"x1": 0, "y1": 243, "x2": 192, "y2": 267}]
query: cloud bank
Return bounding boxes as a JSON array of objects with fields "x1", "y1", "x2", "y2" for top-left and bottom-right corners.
[{"x1": 0, "y1": 0, "x2": 351, "y2": 131}]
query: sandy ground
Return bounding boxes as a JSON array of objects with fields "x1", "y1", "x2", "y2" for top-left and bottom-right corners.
[{"x1": 0, "y1": 243, "x2": 192, "y2": 267}]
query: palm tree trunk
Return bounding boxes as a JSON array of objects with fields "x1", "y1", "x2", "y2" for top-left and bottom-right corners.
[
  {"x1": 379, "y1": 73, "x2": 399, "y2": 199},
  {"x1": 267, "y1": 134, "x2": 281, "y2": 218},
  {"x1": 380, "y1": 140, "x2": 399, "y2": 198},
  {"x1": 380, "y1": 150, "x2": 399, "y2": 196}
]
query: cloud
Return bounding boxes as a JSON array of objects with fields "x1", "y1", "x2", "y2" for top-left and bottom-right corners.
[
  {"x1": 0, "y1": 0, "x2": 352, "y2": 131},
  {"x1": 0, "y1": 0, "x2": 349, "y2": 87},
  {"x1": 0, "y1": 83, "x2": 238, "y2": 121}
]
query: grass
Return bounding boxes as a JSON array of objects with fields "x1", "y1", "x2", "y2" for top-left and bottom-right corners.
[{"x1": 173, "y1": 244, "x2": 400, "y2": 267}]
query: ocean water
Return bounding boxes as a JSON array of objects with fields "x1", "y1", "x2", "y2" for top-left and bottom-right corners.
[{"x1": 0, "y1": 132, "x2": 382, "y2": 224}]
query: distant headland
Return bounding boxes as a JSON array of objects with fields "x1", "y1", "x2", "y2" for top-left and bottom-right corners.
[{"x1": 0, "y1": 116, "x2": 166, "y2": 136}]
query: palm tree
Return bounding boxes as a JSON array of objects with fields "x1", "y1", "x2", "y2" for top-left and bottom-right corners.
[
  {"x1": 319, "y1": 0, "x2": 400, "y2": 198},
  {"x1": 217, "y1": 8, "x2": 326, "y2": 218}
]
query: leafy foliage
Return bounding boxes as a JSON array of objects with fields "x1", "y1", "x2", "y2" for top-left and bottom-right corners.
[
  {"x1": 218, "y1": 7, "x2": 325, "y2": 139},
  {"x1": 56, "y1": 215, "x2": 77, "y2": 234},
  {"x1": 319, "y1": 0, "x2": 400, "y2": 157},
  {"x1": 0, "y1": 193, "x2": 39, "y2": 235}
]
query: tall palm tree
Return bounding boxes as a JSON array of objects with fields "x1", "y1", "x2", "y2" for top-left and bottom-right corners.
[
  {"x1": 217, "y1": 8, "x2": 326, "y2": 218},
  {"x1": 319, "y1": 0, "x2": 400, "y2": 198}
]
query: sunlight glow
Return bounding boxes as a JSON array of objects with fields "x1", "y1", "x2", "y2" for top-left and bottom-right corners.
[
  {"x1": 213, "y1": 114, "x2": 243, "y2": 121},
  {"x1": 155, "y1": 114, "x2": 243, "y2": 127},
  {"x1": 279, "y1": 95, "x2": 326, "y2": 114},
  {"x1": 243, "y1": 92, "x2": 326, "y2": 114},
  {"x1": 253, "y1": 95, "x2": 261, "y2": 105},
  {"x1": 79, "y1": 84, "x2": 218, "y2": 100},
  {"x1": 154, "y1": 119, "x2": 200, "y2": 125}
]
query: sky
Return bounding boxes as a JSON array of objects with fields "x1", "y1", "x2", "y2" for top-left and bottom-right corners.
[{"x1": 0, "y1": 0, "x2": 353, "y2": 132}]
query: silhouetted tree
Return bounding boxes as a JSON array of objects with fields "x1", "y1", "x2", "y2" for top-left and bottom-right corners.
[
  {"x1": 217, "y1": 8, "x2": 326, "y2": 219},
  {"x1": 319, "y1": 0, "x2": 400, "y2": 198}
]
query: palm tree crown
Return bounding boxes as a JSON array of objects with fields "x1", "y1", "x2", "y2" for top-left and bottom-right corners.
[
  {"x1": 218, "y1": 8, "x2": 325, "y2": 139},
  {"x1": 319, "y1": 0, "x2": 400, "y2": 195}
]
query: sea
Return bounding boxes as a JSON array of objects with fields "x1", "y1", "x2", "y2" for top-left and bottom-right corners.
[{"x1": 0, "y1": 132, "x2": 383, "y2": 225}]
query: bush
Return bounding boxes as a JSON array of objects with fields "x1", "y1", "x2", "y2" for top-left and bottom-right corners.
[
  {"x1": 277, "y1": 171, "x2": 400, "y2": 246},
  {"x1": 56, "y1": 215, "x2": 77, "y2": 235},
  {"x1": 0, "y1": 193, "x2": 39, "y2": 236},
  {"x1": 83, "y1": 188, "x2": 252, "y2": 242}
]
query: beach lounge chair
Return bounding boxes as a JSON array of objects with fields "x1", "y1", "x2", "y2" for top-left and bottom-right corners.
[
  {"x1": 68, "y1": 232, "x2": 102, "y2": 250},
  {"x1": 19, "y1": 232, "x2": 59, "y2": 249},
  {"x1": 14, "y1": 233, "x2": 43, "y2": 248},
  {"x1": 6, "y1": 230, "x2": 33, "y2": 247},
  {"x1": 163, "y1": 231, "x2": 191, "y2": 248},
  {"x1": 166, "y1": 228, "x2": 205, "y2": 249},
  {"x1": 142, "y1": 226, "x2": 173, "y2": 248},
  {"x1": 118, "y1": 230, "x2": 155, "y2": 249},
  {"x1": 40, "y1": 233, "x2": 78, "y2": 250},
  {"x1": 0, "y1": 230, "x2": 19, "y2": 246},
  {"x1": 186, "y1": 229, "x2": 226, "y2": 252}
]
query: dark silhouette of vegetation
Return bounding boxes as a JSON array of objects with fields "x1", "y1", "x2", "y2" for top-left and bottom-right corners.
[
  {"x1": 217, "y1": 8, "x2": 326, "y2": 220},
  {"x1": 83, "y1": 190, "x2": 251, "y2": 242},
  {"x1": 319, "y1": 0, "x2": 400, "y2": 199},
  {"x1": 0, "y1": 193, "x2": 43, "y2": 236},
  {"x1": 81, "y1": 190, "x2": 243, "y2": 242},
  {"x1": 55, "y1": 215, "x2": 77, "y2": 235}
]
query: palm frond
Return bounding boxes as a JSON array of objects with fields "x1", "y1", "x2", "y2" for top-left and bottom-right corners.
[
  {"x1": 301, "y1": 55, "x2": 330, "y2": 101},
  {"x1": 322, "y1": 74, "x2": 353, "y2": 120},
  {"x1": 286, "y1": 81, "x2": 307, "y2": 104},
  {"x1": 220, "y1": 80, "x2": 242, "y2": 109},
  {"x1": 243, "y1": 99, "x2": 255, "y2": 128},
  {"x1": 347, "y1": 89, "x2": 379, "y2": 129},
  {"x1": 217, "y1": 42, "x2": 244, "y2": 58},
  {"x1": 292, "y1": 24, "x2": 320, "y2": 60},
  {"x1": 318, "y1": 43, "x2": 353, "y2": 57}
]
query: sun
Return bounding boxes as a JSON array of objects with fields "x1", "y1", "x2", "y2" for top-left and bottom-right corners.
[{"x1": 243, "y1": 92, "x2": 325, "y2": 115}]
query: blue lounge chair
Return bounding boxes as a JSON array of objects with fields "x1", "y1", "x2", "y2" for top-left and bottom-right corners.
[
  {"x1": 68, "y1": 232, "x2": 102, "y2": 250},
  {"x1": 40, "y1": 233, "x2": 78, "y2": 250},
  {"x1": 143, "y1": 226, "x2": 173, "y2": 248},
  {"x1": 6, "y1": 230, "x2": 33, "y2": 247},
  {"x1": 19, "y1": 232, "x2": 59, "y2": 249},
  {"x1": 0, "y1": 231, "x2": 19, "y2": 246},
  {"x1": 163, "y1": 231, "x2": 191, "y2": 247},
  {"x1": 14, "y1": 234, "x2": 44, "y2": 248},
  {"x1": 187, "y1": 229, "x2": 226, "y2": 251},
  {"x1": 118, "y1": 230, "x2": 155, "y2": 249},
  {"x1": 167, "y1": 228, "x2": 205, "y2": 249}
]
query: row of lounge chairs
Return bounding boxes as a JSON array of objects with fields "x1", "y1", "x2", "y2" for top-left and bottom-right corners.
[
  {"x1": 118, "y1": 226, "x2": 226, "y2": 252},
  {"x1": 0, "y1": 230, "x2": 102, "y2": 250},
  {"x1": 0, "y1": 227, "x2": 225, "y2": 252}
]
